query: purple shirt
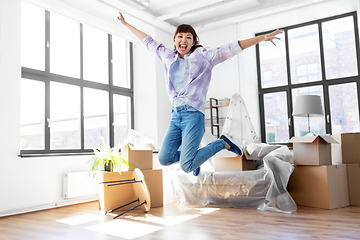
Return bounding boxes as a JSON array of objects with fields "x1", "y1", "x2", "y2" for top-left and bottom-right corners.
[{"x1": 142, "y1": 35, "x2": 243, "y2": 113}]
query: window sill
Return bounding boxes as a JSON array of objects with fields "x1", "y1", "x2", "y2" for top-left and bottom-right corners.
[{"x1": 19, "y1": 152, "x2": 94, "y2": 158}]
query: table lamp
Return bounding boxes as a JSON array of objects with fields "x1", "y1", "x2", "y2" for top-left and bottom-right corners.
[{"x1": 293, "y1": 94, "x2": 324, "y2": 133}]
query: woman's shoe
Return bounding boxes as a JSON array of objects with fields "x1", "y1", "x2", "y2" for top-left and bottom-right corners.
[
  {"x1": 220, "y1": 134, "x2": 243, "y2": 156},
  {"x1": 193, "y1": 167, "x2": 200, "y2": 176}
]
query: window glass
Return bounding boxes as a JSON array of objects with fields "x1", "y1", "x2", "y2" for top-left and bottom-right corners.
[
  {"x1": 292, "y1": 86, "x2": 326, "y2": 136},
  {"x1": 21, "y1": 2, "x2": 45, "y2": 70},
  {"x1": 20, "y1": 79, "x2": 45, "y2": 149},
  {"x1": 113, "y1": 94, "x2": 131, "y2": 146},
  {"x1": 112, "y1": 35, "x2": 130, "y2": 88},
  {"x1": 263, "y1": 92, "x2": 289, "y2": 143},
  {"x1": 289, "y1": 24, "x2": 322, "y2": 84},
  {"x1": 83, "y1": 24, "x2": 108, "y2": 84},
  {"x1": 84, "y1": 88, "x2": 109, "y2": 148},
  {"x1": 50, "y1": 12, "x2": 80, "y2": 78},
  {"x1": 296, "y1": 63, "x2": 319, "y2": 82},
  {"x1": 322, "y1": 16, "x2": 358, "y2": 80},
  {"x1": 20, "y1": 5, "x2": 133, "y2": 154},
  {"x1": 259, "y1": 32, "x2": 287, "y2": 88},
  {"x1": 50, "y1": 82, "x2": 80, "y2": 149},
  {"x1": 329, "y1": 83, "x2": 360, "y2": 134}
]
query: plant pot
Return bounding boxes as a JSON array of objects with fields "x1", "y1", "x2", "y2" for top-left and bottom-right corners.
[{"x1": 103, "y1": 160, "x2": 113, "y2": 172}]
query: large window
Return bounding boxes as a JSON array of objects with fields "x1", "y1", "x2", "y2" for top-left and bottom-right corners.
[
  {"x1": 20, "y1": 2, "x2": 133, "y2": 155},
  {"x1": 257, "y1": 12, "x2": 360, "y2": 143}
]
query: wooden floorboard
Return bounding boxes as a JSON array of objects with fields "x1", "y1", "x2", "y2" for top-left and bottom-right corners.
[{"x1": 0, "y1": 201, "x2": 359, "y2": 240}]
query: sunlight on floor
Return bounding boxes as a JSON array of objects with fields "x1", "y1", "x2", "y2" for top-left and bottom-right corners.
[
  {"x1": 56, "y1": 206, "x2": 221, "y2": 239},
  {"x1": 123, "y1": 213, "x2": 201, "y2": 225},
  {"x1": 56, "y1": 213, "x2": 106, "y2": 225},
  {"x1": 85, "y1": 219, "x2": 163, "y2": 239},
  {"x1": 193, "y1": 207, "x2": 220, "y2": 215}
]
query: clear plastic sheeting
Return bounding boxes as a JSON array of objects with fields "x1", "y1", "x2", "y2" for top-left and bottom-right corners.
[{"x1": 162, "y1": 144, "x2": 297, "y2": 213}]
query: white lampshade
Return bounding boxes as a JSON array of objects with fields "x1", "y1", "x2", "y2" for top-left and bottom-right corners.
[{"x1": 293, "y1": 95, "x2": 324, "y2": 117}]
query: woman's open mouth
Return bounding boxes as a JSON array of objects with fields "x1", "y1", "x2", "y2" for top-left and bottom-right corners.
[{"x1": 179, "y1": 44, "x2": 187, "y2": 51}]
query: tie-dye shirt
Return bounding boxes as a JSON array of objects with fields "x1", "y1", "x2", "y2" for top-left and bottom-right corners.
[{"x1": 142, "y1": 35, "x2": 243, "y2": 113}]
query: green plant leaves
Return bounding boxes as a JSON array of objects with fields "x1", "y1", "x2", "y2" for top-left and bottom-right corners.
[{"x1": 87, "y1": 137, "x2": 131, "y2": 177}]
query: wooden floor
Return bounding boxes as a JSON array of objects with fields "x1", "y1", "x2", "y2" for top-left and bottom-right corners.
[{"x1": 1, "y1": 201, "x2": 360, "y2": 240}]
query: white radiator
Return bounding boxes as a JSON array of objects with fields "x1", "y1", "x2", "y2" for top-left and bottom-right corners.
[{"x1": 64, "y1": 172, "x2": 98, "y2": 199}]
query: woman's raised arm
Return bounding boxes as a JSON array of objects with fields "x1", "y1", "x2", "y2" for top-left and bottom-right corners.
[
  {"x1": 117, "y1": 12, "x2": 147, "y2": 41},
  {"x1": 238, "y1": 29, "x2": 284, "y2": 50}
]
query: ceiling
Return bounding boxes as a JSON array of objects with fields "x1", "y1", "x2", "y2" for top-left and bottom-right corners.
[
  {"x1": 135, "y1": 0, "x2": 262, "y2": 27},
  {"x1": 97, "y1": 0, "x2": 328, "y2": 33},
  {"x1": 49, "y1": 0, "x2": 328, "y2": 34}
]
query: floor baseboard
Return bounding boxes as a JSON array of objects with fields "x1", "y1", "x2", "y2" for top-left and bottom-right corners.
[{"x1": 0, "y1": 195, "x2": 98, "y2": 218}]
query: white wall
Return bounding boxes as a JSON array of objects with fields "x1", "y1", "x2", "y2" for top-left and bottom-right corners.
[{"x1": 198, "y1": 24, "x2": 241, "y2": 100}]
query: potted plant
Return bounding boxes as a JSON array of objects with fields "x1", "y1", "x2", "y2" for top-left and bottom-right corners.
[
  {"x1": 87, "y1": 137, "x2": 133, "y2": 177},
  {"x1": 87, "y1": 137, "x2": 136, "y2": 212}
]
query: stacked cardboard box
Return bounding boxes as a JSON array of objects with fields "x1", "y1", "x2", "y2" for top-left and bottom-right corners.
[
  {"x1": 99, "y1": 143, "x2": 163, "y2": 212},
  {"x1": 332, "y1": 133, "x2": 360, "y2": 206},
  {"x1": 288, "y1": 135, "x2": 350, "y2": 209},
  {"x1": 121, "y1": 143, "x2": 153, "y2": 170}
]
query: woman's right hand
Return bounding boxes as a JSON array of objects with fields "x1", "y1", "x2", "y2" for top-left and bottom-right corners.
[
  {"x1": 116, "y1": 11, "x2": 147, "y2": 41},
  {"x1": 117, "y1": 11, "x2": 127, "y2": 25}
]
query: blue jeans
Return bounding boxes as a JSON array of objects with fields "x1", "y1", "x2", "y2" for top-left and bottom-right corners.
[{"x1": 158, "y1": 105, "x2": 226, "y2": 173}]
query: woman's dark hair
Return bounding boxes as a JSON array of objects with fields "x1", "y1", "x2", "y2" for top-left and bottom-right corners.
[{"x1": 173, "y1": 24, "x2": 203, "y2": 52}]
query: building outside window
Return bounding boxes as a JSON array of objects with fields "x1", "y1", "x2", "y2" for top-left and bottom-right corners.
[{"x1": 257, "y1": 12, "x2": 360, "y2": 143}]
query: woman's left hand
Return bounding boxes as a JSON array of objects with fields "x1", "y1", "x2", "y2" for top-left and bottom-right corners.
[{"x1": 264, "y1": 29, "x2": 284, "y2": 46}]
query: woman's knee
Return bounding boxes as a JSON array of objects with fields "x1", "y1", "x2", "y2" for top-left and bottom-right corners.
[
  {"x1": 158, "y1": 152, "x2": 173, "y2": 166},
  {"x1": 180, "y1": 161, "x2": 193, "y2": 173}
]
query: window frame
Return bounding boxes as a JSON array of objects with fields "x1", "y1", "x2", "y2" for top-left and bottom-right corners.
[
  {"x1": 20, "y1": 10, "x2": 134, "y2": 156},
  {"x1": 256, "y1": 11, "x2": 360, "y2": 143}
]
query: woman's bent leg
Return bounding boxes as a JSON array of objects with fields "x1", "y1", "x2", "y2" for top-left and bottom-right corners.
[{"x1": 180, "y1": 111, "x2": 225, "y2": 173}]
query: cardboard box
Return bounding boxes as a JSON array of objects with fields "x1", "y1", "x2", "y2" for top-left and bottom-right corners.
[
  {"x1": 346, "y1": 163, "x2": 360, "y2": 206},
  {"x1": 142, "y1": 169, "x2": 163, "y2": 208},
  {"x1": 288, "y1": 135, "x2": 338, "y2": 165},
  {"x1": 332, "y1": 133, "x2": 360, "y2": 164},
  {"x1": 214, "y1": 149, "x2": 259, "y2": 172},
  {"x1": 98, "y1": 171, "x2": 134, "y2": 212},
  {"x1": 288, "y1": 164, "x2": 349, "y2": 209},
  {"x1": 98, "y1": 169, "x2": 163, "y2": 212},
  {"x1": 121, "y1": 143, "x2": 153, "y2": 170}
]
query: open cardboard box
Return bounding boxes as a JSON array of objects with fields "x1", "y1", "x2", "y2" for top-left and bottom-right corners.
[
  {"x1": 213, "y1": 147, "x2": 259, "y2": 172},
  {"x1": 121, "y1": 143, "x2": 154, "y2": 170},
  {"x1": 288, "y1": 135, "x2": 338, "y2": 165}
]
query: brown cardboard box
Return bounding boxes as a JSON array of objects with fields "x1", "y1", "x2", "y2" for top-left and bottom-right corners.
[
  {"x1": 121, "y1": 143, "x2": 153, "y2": 170},
  {"x1": 288, "y1": 135, "x2": 338, "y2": 165},
  {"x1": 98, "y1": 171, "x2": 135, "y2": 212},
  {"x1": 214, "y1": 149, "x2": 259, "y2": 172},
  {"x1": 98, "y1": 169, "x2": 163, "y2": 212},
  {"x1": 346, "y1": 163, "x2": 360, "y2": 206},
  {"x1": 332, "y1": 133, "x2": 360, "y2": 164},
  {"x1": 288, "y1": 164, "x2": 349, "y2": 209}
]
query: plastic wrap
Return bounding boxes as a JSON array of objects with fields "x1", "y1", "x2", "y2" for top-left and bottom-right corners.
[{"x1": 161, "y1": 144, "x2": 297, "y2": 213}]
